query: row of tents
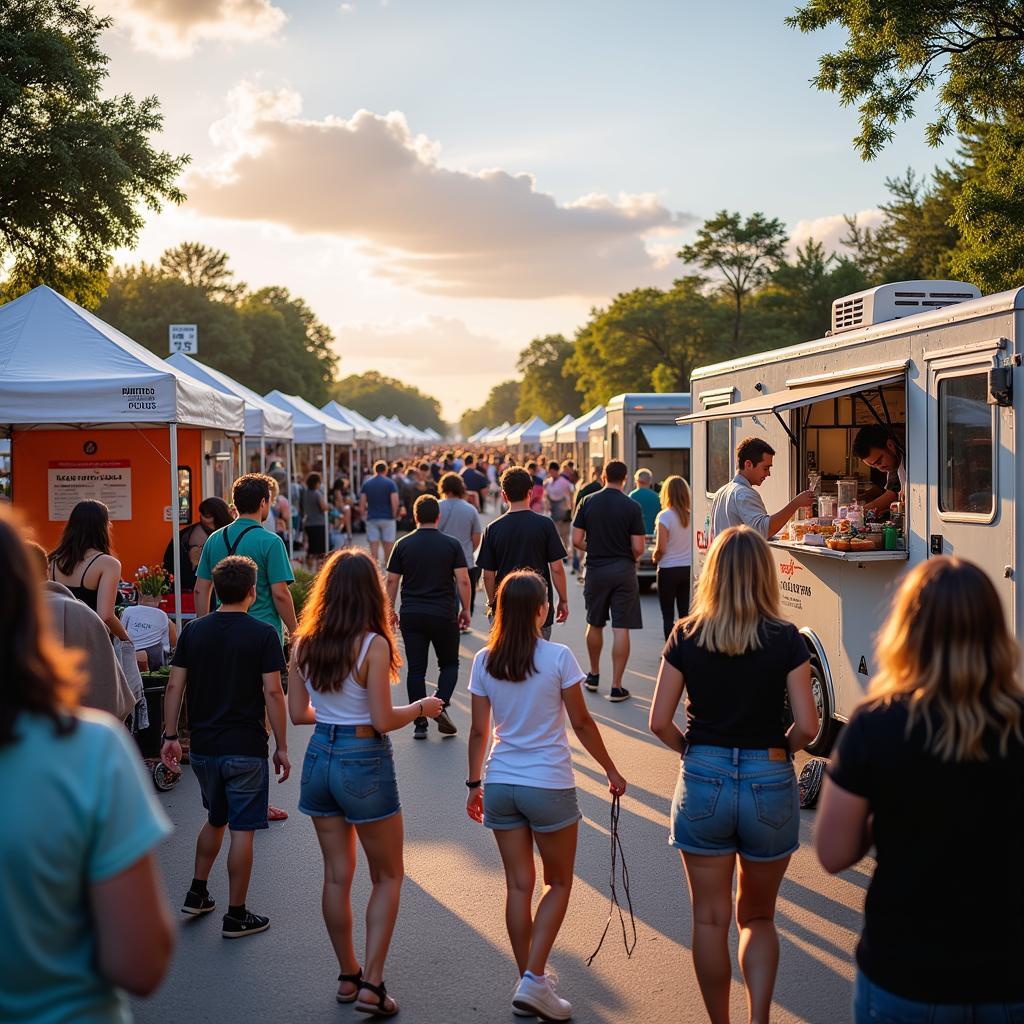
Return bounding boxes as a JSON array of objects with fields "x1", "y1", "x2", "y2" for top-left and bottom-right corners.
[{"x1": 465, "y1": 406, "x2": 606, "y2": 450}]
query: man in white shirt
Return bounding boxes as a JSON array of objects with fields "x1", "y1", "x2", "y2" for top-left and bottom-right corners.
[{"x1": 710, "y1": 436, "x2": 814, "y2": 540}]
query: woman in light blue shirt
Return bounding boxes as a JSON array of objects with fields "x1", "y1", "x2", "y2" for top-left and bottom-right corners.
[{"x1": 0, "y1": 507, "x2": 174, "y2": 1023}]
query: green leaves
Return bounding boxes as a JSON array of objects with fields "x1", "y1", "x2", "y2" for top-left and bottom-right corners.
[
  {"x1": 333, "y1": 372, "x2": 445, "y2": 435},
  {"x1": 0, "y1": 0, "x2": 188, "y2": 292},
  {"x1": 514, "y1": 335, "x2": 582, "y2": 424}
]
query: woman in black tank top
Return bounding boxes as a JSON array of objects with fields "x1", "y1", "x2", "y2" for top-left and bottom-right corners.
[{"x1": 49, "y1": 500, "x2": 130, "y2": 641}]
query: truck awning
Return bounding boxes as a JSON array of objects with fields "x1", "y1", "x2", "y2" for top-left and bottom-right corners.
[
  {"x1": 637, "y1": 422, "x2": 691, "y2": 450},
  {"x1": 680, "y1": 366, "x2": 906, "y2": 424}
]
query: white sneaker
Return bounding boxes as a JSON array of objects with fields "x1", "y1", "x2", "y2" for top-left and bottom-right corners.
[
  {"x1": 512, "y1": 979, "x2": 534, "y2": 1017},
  {"x1": 513, "y1": 972, "x2": 572, "y2": 1021}
]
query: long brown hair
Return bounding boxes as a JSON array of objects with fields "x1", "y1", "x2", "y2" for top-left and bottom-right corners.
[
  {"x1": 0, "y1": 506, "x2": 83, "y2": 746},
  {"x1": 680, "y1": 526, "x2": 782, "y2": 655},
  {"x1": 49, "y1": 499, "x2": 112, "y2": 575},
  {"x1": 869, "y1": 557, "x2": 1024, "y2": 761},
  {"x1": 486, "y1": 571, "x2": 547, "y2": 682},
  {"x1": 659, "y1": 474, "x2": 690, "y2": 528},
  {"x1": 293, "y1": 548, "x2": 400, "y2": 691}
]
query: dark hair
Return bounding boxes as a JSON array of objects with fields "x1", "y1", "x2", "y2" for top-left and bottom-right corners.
[
  {"x1": 49, "y1": 500, "x2": 112, "y2": 576},
  {"x1": 604, "y1": 460, "x2": 628, "y2": 484},
  {"x1": 293, "y1": 549, "x2": 400, "y2": 691},
  {"x1": 548, "y1": 461, "x2": 560, "y2": 473},
  {"x1": 486, "y1": 571, "x2": 548, "y2": 682},
  {"x1": 198, "y1": 497, "x2": 233, "y2": 530},
  {"x1": 212, "y1": 555, "x2": 257, "y2": 604},
  {"x1": 1, "y1": 507, "x2": 83, "y2": 747},
  {"x1": 414, "y1": 494, "x2": 440, "y2": 524},
  {"x1": 853, "y1": 424, "x2": 897, "y2": 459},
  {"x1": 440, "y1": 471, "x2": 465, "y2": 497},
  {"x1": 305, "y1": 472, "x2": 321, "y2": 490},
  {"x1": 500, "y1": 467, "x2": 532, "y2": 502},
  {"x1": 418, "y1": 461, "x2": 430, "y2": 473},
  {"x1": 26, "y1": 540, "x2": 49, "y2": 579},
  {"x1": 463, "y1": 454, "x2": 474, "y2": 466},
  {"x1": 736, "y1": 436, "x2": 775, "y2": 470},
  {"x1": 374, "y1": 460, "x2": 387, "y2": 474},
  {"x1": 232, "y1": 473, "x2": 272, "y2": 514}
]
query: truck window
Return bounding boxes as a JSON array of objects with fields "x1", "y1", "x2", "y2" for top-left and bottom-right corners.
[
  {"x1": 938, "y1": 373, "x2": 994, "y2": 516},
  {"x1": 706, "y1": 419, "x2": 730, "y2": 495}
]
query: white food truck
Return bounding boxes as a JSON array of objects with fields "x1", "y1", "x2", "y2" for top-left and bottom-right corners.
[{"x1": 683, "y1": 280, "x2": 1017, "y2": 754}]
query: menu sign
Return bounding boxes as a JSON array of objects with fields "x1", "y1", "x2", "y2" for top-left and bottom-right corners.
[{"x1": 48, "y1": 461, "x2": 132, "y2": 521}]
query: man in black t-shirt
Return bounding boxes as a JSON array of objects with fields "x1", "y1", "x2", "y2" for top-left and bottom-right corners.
[
  {"x1": 572, "y1": 464, "x2": 602, "y2": 579},
  {"x1": 477, "y1": 466, "x2": 569, "y2": 640},
  {"x1": 386, "y1": 494, "x2": 471, "y2": 739},
  {"x1": 572, "y1": 460, "x2": 646, "y2": 702},
  {"x1": 160, "y1": 556, "x2": 289, "y2": 939}
]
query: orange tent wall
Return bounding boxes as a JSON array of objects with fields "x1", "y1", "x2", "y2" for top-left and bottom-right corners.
[{"x1": 12, "y1": 427, "x2": 205, "y2": 577}]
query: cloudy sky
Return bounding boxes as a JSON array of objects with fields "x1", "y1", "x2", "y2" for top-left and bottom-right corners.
[{"x1": 97, "y1": 0, "x2": 952, "y2": 421}]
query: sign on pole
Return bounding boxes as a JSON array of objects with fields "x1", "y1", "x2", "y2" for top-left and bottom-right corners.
[{"x1": 169, "y1": 324, "x2": 198, "y2": 354}]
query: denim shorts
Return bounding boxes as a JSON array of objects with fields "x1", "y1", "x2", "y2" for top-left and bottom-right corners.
[
  {"x1": 299, "y1": 724, "x2": 401, "y2": 824},
  {"x1": 366, "y1": 519, "x2": 397, "y2": 544},
  {"x1": 483, "y1": 783, "x2": 581, "y2": 833},
  {"x1": 670, "y1": 745, "x2": 799, "y2": 861},
  {"x1": 854, "y1": 970, "x2": 1024, "y2": 1023},
  {"x1": 190, "y1": 753, "x2": 269, "y2": 831}
]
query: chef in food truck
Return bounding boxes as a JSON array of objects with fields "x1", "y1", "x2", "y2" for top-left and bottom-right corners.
[
  {"x1": 710, "y1": 436, "x2": 815, "y2": 540},
  {"x1": 851, "y1": 425, "x2": 906, "y2": 516}
]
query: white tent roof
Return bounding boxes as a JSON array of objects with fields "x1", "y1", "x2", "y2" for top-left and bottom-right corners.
[
  {"x1": 385, "y1": 416, "x2": 430, "y2": 444},
  {"x1": 0, "y1": 286, "x2": 244, "y2": 430},
  {"x1": 466, "y1": 427, "x2": 489, "y2": 443},
  {"x1": 507, "y1": 415, "x2": 548, "y2": 446},
  {"x1": 557, "y1": 404, "x2": 605, "y2": 444},
  {"x1": 371, "y1": 417, "x2": 406, "y2": 445},
  {"x1": 481, "y1": 421, "x2": 513, "y2": 444},
  {"x1": 588, "y1": 412, "x2": 608, "y2": 434},
  {"x1": 264, "y1": 391, "x2": 354, "y2": 445},
  {"x1": 166, "y1": 353, "x2": 293, "y2": 440},
  {"x1": 423, "y1": 427, "x2": 442, "y2": 441},
  {"x1": 539, "y1": 414, "x2": 574, "y2": 445},
  {"x1": 321, "y1": 401, "x2": 386, "y2": 442}
]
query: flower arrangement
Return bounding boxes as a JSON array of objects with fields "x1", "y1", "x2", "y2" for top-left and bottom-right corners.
[{"x1": 135, "y1": 564, "x2": 172, "y2": 597}]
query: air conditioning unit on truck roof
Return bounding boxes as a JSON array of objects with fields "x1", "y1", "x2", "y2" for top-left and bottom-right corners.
[{"x1": 830, "y1": 280, "x2": 980, "y2": 335}]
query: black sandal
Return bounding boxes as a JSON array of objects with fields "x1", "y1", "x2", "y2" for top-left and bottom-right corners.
[
  {"x1": 354, "y1": 979, "x2": 399, "y2": 1017},
  {"x1": 336, "y1": 967, "x2": 363, "y2": 1004}
]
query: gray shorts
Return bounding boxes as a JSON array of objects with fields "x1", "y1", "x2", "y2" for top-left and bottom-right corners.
[
  {"x1": 366, "y1": 519, "x2": 397, "y2": 543},
  {"x1": 483, "y1": 783, "x2": 580, "y2": 833}
]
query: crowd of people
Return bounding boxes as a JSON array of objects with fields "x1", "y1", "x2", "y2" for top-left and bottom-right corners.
[{"x1": 2, "y1": 433, "x2": 1023, "y2": 1024}]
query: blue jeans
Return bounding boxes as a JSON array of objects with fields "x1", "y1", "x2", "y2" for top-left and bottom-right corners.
[
  {"x1": 299, "y1": 724, "x2": 401, "y2": 824},
  {"x1": 670, "y1": 745, "x2": 799, "y2": 861},
  {"x1": 854, "y1": 971, "x2": 1024, "y2": 1023}
]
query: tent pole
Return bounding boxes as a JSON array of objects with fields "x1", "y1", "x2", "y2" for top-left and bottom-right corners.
[
  {"x1": 260, "y1": 436, "x2": 266, "y2": 474},
  {"x1": 286, "y1": 442, "x2": 294, "y2": 563},
  {"x1": 169, "y1": 424, "x2": 183, "y2": 635},
  {"x1": 321, "y1": 440, "x2": 328, "y2": 555}
]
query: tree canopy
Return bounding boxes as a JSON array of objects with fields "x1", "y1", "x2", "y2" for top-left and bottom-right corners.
[
  {"x1": 515, "y1": 335, "x2": 582, "y2": 423},
  {"x1": 332, "y1": 372, "x2": 444, "y2": 433},
  {"x1": 460, "y1": 380, "x2": 521, "y2": 436},
  {"x1": 0, "y1": 0, "x2": 187, "y2": 304}
]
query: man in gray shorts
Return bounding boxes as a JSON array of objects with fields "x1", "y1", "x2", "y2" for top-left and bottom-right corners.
[
  {"x1": 359, "y1": 460, "x2": 400, "y2": 567},
  {"x1": 571, "y1": 460, "x2": 646, "y2": 702}
]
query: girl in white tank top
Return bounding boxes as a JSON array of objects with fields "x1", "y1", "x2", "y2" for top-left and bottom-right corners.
[{"x1": 304, "y1": 632, "x2": 376, "y2": 725}]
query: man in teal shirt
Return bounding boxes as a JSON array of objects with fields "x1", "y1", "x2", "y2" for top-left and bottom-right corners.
[
  {"x1": 195, "y1": 474, "x2": 297, "y2": 645},
  {"x1": 628, "y1": 468, "x2": 661, "y2": 534}
]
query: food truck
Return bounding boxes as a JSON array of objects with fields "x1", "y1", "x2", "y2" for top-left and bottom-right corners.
[{"x1": 683, "y1": 280, "x2": 1018, "y2": 754}]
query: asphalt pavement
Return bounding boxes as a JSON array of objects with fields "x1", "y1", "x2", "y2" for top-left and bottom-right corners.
[{"x1": 134, "y1": 525, "x2": 869, "y2": 1024}]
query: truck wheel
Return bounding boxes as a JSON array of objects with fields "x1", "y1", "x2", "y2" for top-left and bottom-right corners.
[{"x1": 804, "y1": 657, "x2": 841, "y2": 757}]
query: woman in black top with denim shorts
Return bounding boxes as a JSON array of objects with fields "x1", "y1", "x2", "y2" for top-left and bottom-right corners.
[{"x1": 649, "y1": 526, "x2": 818, "y2": 1024}]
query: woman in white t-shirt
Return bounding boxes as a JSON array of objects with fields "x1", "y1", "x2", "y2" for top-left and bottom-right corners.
[
  {"x1": 467, "y1": 570, "x2": 626, "y2": 1022},
  {"x1": 653, "y1": 474, "x2": 692, "y2": 640}
]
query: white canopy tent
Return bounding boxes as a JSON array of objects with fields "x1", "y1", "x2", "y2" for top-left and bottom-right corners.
[
  {"x1": 423, "y1": 427, "x2": 443, "y2": 442},
  {"x1": 466, "y1": 427, "x2": 490, "y2": 444},
  {"x1": 0, "y1": 286, "x2": 246, "y2": 629},
  {"x1": 372, "y1": 417, "x2": 407, "y2": 450},
  {"x1": 321, "y1": 401, "x2": 387, "y2": 487},
  {"x1": 265, "y1": 391, "x2": 356, "y2": 553},
  {"x1": 539, "y1": 414, "x2": 574, "y2": 448},
  {"x1": 486, "y1": 421, "x2": 519, "y2": 446},
  {"x1": 507, "y1": 415, "x2": 549, "y2": 450},
  {"x1": 556, "y1": 405, "x2": 605, "y2": 445}
]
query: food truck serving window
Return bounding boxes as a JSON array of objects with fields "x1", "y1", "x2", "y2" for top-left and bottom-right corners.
[
  {"x1": 706, "y1": 419, "x2": 730, "y2": 496},
  {"x1": 938, "y1": 372, "x2": 994, "y2": 516}
]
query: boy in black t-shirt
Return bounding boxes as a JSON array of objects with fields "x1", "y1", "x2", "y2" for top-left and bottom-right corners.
[{"x1": 160, "y1": 556, "x2": 289, "y2": 939}]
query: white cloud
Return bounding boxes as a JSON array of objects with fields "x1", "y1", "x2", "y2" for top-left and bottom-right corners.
[
  {"x1": 95, "y1": 0, "x2": 287, "y2": 58},
  {"x1": 789, "y1": 208, "x2": 885, "y2": 256},
  {"x1": 185, "y1": 84, "x2": 693, "y2": 299}
]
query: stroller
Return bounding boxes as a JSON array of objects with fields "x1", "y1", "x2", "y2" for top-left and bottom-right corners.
[{"x1": 133, "y1": 668, "x2": 183, "y2": 792}]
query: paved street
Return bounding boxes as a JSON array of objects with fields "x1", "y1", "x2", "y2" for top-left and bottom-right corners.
[{"x1": 135, "y1": 529, "x2": 869, "y2": 1024}]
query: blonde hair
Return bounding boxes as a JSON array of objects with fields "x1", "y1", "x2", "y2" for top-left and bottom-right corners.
[
  {"x1": 680, "y1": 526, "x2": 781, "y2": 655},
  {"x1": 659, "y1": 475, "x2": 690, "y2": 528},
  {"x1": 868, "y1": 557, "x2": 1024, "y2": 762}
]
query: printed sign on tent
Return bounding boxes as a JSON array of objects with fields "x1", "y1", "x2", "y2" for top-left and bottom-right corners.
[
  {"x1": 169, "y1": 324, "x2": 198, "y2": 354},
  {"x1": 48, "y1": 461, "x2": 132, "y2": 521}
]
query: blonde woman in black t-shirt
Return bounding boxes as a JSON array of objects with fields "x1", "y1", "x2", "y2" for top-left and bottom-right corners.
[
  {"x1": 649, "y1": 525, "x2": 818, "y2": 1024},
  {"x1": 818, "y1": 557, "x2": 1024, "y2": 1022}
]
